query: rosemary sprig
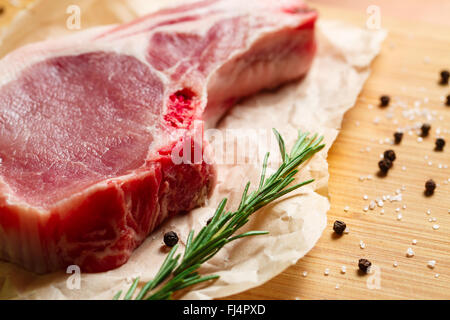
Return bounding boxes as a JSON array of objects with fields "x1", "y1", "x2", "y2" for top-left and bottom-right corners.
[{"x1": 114, "y1": 129, "x2": 325, "y2": 300}]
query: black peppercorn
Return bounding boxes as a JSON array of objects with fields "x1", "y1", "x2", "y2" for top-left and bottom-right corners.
[
  {"x1": 206, "y1": 217, "x2": 213, "y2": 225},
  {"x1": 163, "y1": 231, "x2": 179, "y2": 247},
  {"x1": 378, "y1": 158, "x2": 392, "y2": 174},
  {"x1": 384, "y1": 150, "x2": 396, "y2": 162},
  {"x1": 420, "y1": 123, "x2": 431, "y2": 137},
  {"x1": 394, "y1": 132, "x2": 403, "y2": 144},
  {"x1": 440, "y1": 70, "x2": 450, "y2": 85},
  {"x1": 380, "y1": 95, "x2": 390, "y2": 107},
  {"x1": 435, "y1": 138, "x2": 445, "y2": 151},
  {"x1": 333, "y1": 220, "x2": 346, "y2": 235},
  {"x1": 446, "y1": 95, "x2": 450, "y2": 107},
  {"x1": 358, "y1": 259, "x2": 372, "y2": 274},
  {"x1": 425, "y1": 179, "x2": 436, "y2": 196}
]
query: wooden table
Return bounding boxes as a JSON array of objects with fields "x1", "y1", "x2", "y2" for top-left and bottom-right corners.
[
  {"x1": 229, "y1": 2, "x2": 450, "y2": 300},
  {"x1": 1, "y1": 0, "x2": 449, "y2": 300}
]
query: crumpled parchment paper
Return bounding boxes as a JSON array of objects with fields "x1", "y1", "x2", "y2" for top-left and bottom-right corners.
[{"x1": 0, "y1": 0, "x2": 386, "y2": 300}]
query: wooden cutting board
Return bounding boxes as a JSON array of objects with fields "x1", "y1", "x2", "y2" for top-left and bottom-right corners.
[{"x1": 1, "y1": 1, "x2": 449, "y2": 300}]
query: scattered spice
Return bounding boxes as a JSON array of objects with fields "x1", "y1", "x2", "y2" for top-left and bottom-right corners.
[
  {"x1": 440, "y1": 70, "x2": 449, "y2": 85},
  {"x1": 358, "y1": 259, "x2": 372, "y2": 273},
  {"x1": 333, "y1": 220, "x2": 346, "y2": 235},
  {"x1": 446, "y1": 95, "x2": 450, "y2": 106},
  {"x1": 435, "y1": 138, "x2": 445, "y2": 151},
  {"x1": 420, "y1": 123, "x2": 431, "y2": 137},
  {"x1": 206, "y1": 217, "x2": 213, "y2": 225},
  {"x1": 384, "y1": 149, "x2": 396, "y2": 162},
  {"x1": 394, "y1": 132, "x2": 403, "y2": 144},
  {"x1": 380, "y1": 95, "x2": 390, "y2": 107},
  {"x1": 0, "y1": 6, "x2": 4, "y2": 16},
  {"x1": 378, "y1": 158, "x2": 392, "y2": 174},
  {"x1": 163, "y1": 231, "x2": 179, "y2": 247},
  {"x1": 425, "y1": 179, "x2": 436, "y2": 196}
]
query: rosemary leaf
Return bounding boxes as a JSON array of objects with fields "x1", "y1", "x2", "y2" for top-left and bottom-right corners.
[{"x1": 115, "y1": 130, "x2": 325, "y2": 300}]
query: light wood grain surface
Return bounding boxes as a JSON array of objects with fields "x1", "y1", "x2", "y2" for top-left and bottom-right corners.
[{"x1": 0, "y1": 0, "x2": 449, "y2": 300}]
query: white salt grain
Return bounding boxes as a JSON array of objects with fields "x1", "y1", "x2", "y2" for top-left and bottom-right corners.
[
  {"x1": 432, "y1": 224, "x2": 440, "y2": 230},
  {"x1": 324, "y1": 268, "x2": 330, "y2": 276},
  {"x1": 341, "y1": 266, "x2": 347, "y2": 274},
  {"x1": 406, "y1": 248, "x2": 415, "y2": 257},
  {"x1": 427, "y1": 260, "x2": 436, "y2": 269},
  {"x1": 360, "y1": 241, "x2": 366, "y2": 249},
  {"x1": 302, "y1": 271, "x2": 308, "y2": 277},
  {"x1": 412, "y1": 239, "x2": 417, "y2": 245}
]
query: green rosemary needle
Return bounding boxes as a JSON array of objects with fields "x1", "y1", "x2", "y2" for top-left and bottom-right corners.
[{"x1": 114, "y1": 129, "x2": 325, "y2": 300}]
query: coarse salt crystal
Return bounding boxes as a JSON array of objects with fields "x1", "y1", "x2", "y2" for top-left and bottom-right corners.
[
  {"x1": 324, "y1": 268, "x2": 330, "y2": 276},
  {"x1": 433, "y1": 224, "x2": 440, "y2": 230},
  {"x1": 406, "y1": 248, "x2": 415, "y2": 257},
  {"x1": 427, "y1": 260, "x2": 436, "y2": 269},
  {"x1": 302, "y1": 271, "x2": 308, "y2": 277},
  {"x1": 412, "y1": 239, "x2": 417, "y2": 245},
  {"x1": 341, "y1": 266, "x2": 346, "y2": 274},
  {"x1": 344, "y1": 206, "x2": 350, "y2": 212},
  {"x1": 360, "y1": 241, "x2": 366, "y2": 249}
]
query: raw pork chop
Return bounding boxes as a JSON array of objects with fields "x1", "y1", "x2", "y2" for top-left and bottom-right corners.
[{"x1": 0, "y1": 0, "x2": 317, "y2": 273}]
